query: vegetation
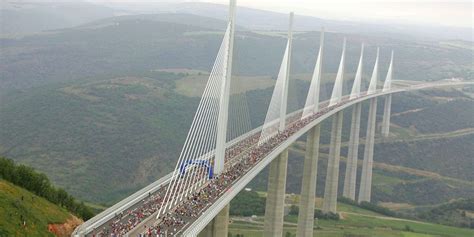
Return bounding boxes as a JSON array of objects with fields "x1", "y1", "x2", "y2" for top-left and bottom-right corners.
[
  {"x1": 287, "y1": 204, "x2": 340, "y2": 220},
  {"x1": 392, "y1": 99, "x2": 474, "y2": 133},
  {"x1": 229, "y1": 211, "x2": 474, "y2": 237},
  {"x1": 314, "y1": 210, "x2": 340, "y2": 220},
  {"x1": 230, "y1": 190, "x2": 266, "y2": 216},
  {"x1": 0, "y1": 157, "x2": 93, "y2": 220},
  {"x1": 373, "y1": 133, "x2": 474, "y2": 182},
  {"x1": 227, "y1": 197, "x2": 474, "y2": 236},
  {"x1": 247, "y1": 137, "x2": 474, "y2": 206},
  {"x1": 0, "y1": 179, "x2": 72, "y2": 237},
  {"x1": 419, "y1": 88, "x2": 471, "y2": 99},
  {"x1": 416, "y1": 198, "x2": 474, "y2": 228},
  {"x1": 2, "y1": 15, "x2": 473, "y2": 92},
  {"x1": 338, "y1": 197, "x2": 396, "y2": 217},
  {"x1": 0, "y1": 75, "x2": 194, "y2": 203}
]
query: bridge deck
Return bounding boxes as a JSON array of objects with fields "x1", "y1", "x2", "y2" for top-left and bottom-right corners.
[{"x1": 74, "y1": 80, "x2": 473, "y2": 237}]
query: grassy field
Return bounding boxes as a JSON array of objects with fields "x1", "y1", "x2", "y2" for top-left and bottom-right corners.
[
  {"x1": 229, "y1": 194, "x2": 474, "y2": 237},
  {"x1": 0, "y1": 180, "x2": 72, "y2": 237},
  {"x1": 172, "y1": 69, "x2": 359, "y2": 98},
  {"x1": 229, "y1": 210, "x2": 474, "y2": 237},
  {"x1": 174, "y1": 73, "x2": 276, "y2": 97}
]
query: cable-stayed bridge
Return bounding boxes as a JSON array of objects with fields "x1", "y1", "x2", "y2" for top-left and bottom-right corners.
[{"x1": 73, "y1": 1, "x2": 473, "y2": 236}]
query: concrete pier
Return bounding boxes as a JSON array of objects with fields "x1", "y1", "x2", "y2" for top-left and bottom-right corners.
[
  {"x1": 322, "y1": 111, "x2": 343, "y2": 213},
  {"x1": 343, "y1": 103, "x2": 362, "y2": 200},
  {"x1": 358, "y1": 98, "x2": 378, "y2": 203},
  {"x1": 198, "y1": 204, "x2": 229, "y2": 237},
  {"x1": 381, "y1": 94, "x2": 392, "y2": 137},
  {"x1": 264, "y1": 149, "x2": 289, "y2": 237},
  {"x1": 296, "y1": 125, "x2": 321, "y2": 237}
]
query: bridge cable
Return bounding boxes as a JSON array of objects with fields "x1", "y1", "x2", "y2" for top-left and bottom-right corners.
[{"x1": 157, "y1": 24, "x2": 231, "y2": 217}]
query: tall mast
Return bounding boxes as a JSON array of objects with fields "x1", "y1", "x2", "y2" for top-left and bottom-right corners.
[{"x1": 214, "y1": 0, "x2": 237, "y2": 175}]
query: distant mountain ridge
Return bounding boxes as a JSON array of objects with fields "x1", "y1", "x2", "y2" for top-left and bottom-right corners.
[
  {"x1": 1, "y1": 0, "x2": 114, "y2": 36},
  {"x1": 2, "y1": 1, "x2": 471, "y2": 41},
  {"x1": 78, "y1": 13, "x2": 232, "y2": 31},
  {"x1": 102, "y1": 2, "x2": 472, "y2": 41}
]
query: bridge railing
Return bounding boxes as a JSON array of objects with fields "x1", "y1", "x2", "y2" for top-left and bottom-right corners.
[
  {"x1": 72, "y1": 173, "x2": 173, "y2": 236},
  {"x1": 74, "y1": 80, "x2": 473, "y2": 236},
  {"x1": 181, "y1": 81, "x2": 474, "y2": 235}
]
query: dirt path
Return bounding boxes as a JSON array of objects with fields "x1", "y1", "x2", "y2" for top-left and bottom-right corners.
[{"x1": 340, "y1": 212, "x2": 429, "y2": 225}]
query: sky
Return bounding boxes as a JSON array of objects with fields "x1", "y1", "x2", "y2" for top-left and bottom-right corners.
[{"x1": 88, "y1": 0, "x2": 473, "y2": 28}]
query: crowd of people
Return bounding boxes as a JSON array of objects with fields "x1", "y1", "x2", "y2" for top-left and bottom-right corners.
[
  {"x1": 89, "y1": 189, "x2": 169, "y2": 236},
  {"x1": 140, "y1": 99, "x2": 352, "y2": 236},
  {"x1": 89, "y1": 97, "x2": 354, "y2": 237},
  {"x1": 89, "y1": 128, "x2": 264, "y2": 237}
]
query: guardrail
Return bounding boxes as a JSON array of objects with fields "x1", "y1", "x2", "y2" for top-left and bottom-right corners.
[{"x1": 72, "y1": 173, "x2": 173, "y2": 236}]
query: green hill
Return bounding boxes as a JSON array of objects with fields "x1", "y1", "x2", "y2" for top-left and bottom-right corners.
[
  {"x1": 228, "y1": 193, "x2": 474, "y2": 237},
  {"x1": 415, "y1": 199, "x2": 474, "y2": 228},
  {"x1": 0, "y1": 179, "x2": 81, "y2": 237},
  {"x1": 0, "y1": 157, "x2": 94, "y2": 219}
]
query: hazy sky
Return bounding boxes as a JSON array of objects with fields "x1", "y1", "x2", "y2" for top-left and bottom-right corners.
[{"x1": 92, "y1": 0, "x2": 472, "y2": 28}]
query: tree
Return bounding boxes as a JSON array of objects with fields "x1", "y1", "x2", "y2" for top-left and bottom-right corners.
[{"x1": 289, "y1": 205, "x2": 299, "y2": 215}]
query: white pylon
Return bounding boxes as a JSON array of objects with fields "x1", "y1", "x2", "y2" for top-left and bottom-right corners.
[
  {"x1": 382, "y1": 50, "x2": 394, "y2": 137},
  {"x1": 329, "y1": 38, "x2": 346, "y2": 106},
  {"x1": 350, "y1": 44, "x2": 364, "y2": 99},
  {"x1": 259, "y1": 12, "x2": 294, "y2": 144},
  {"x1": 367, "y1": 47, "x2": 379, "y2": 94},
  {"x1": 214, "y1": 0, "x2": 236, "y2": 175},
  {"x1": 279, "y1": 12, "x2": 294, "y2": 131},
  {"x1": 383, "y1": 50, "x2": 394, "y2": 92},
  {"x1": 302, "y1": 28, "x2": 324, "y2": 119}
]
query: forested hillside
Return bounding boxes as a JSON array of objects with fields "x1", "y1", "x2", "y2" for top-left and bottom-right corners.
[
  {"x1": 1, "y1": 15, "x2": 472, "y2": 92},
  {"x1": 0, "y1": 179, "x2": 81, "y2": 237},
  {"x1": 0, "y1": 158, "x2": 89, "y2": 236},
  {"x1": 0, "y1": 14, "x2": 472, "y2": 207},
  {"x1": 0, "y1": 157, "x2": 93, "y2": 219},
  {"x1": 416, "y1": 198, "x2": 474, "y2": 228}
]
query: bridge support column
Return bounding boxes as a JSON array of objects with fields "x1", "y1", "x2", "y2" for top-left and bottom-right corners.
[
  {"x1": 342, "y1": 103, "x2": 362, "y2": 200},
  {"x1": 264, "y1": 149, "x2": 289, "y2": 237},
  {"x1": 359, "y1": 98, "x2": 378, "y2": 203},
  {"x1": 198, "y1": 204, "x2": 229, "y2": 237},
  {"x1": 381, "y1": 94, "x2": 392, "y2": 137},
  {"x1": 296, "y1": 125, "x2": 321, "y2": 237},
  {"x1": 322, "y1": 111, "x2": 343, "y2": 213}
]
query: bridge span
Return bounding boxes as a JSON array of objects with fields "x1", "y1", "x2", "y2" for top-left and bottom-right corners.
[
  {"x1": 180, "y1": 81, "x2": 473, "y2": 236},
  {"x1": 73, "y1": 80, "x2": 472, "y2": 237},
  {"x1": 73, "y1": 0, "x2": 473, "y2": 236}
]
